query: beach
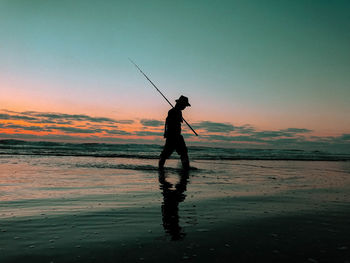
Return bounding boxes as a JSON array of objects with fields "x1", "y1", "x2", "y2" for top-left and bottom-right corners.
[
  {"x1": 2, "y1": 0, "x2": 350, "y2": 261},
  {"x1": 0, "y1": 143, "x2": 349, "y2": 262}
]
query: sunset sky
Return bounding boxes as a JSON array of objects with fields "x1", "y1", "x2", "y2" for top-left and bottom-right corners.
[{"x1": 1, "y1": 0, "x2": 349, "y2": 152}]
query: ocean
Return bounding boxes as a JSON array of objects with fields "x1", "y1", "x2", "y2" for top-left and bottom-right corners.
[
  {"x1": 1, "y1": 139, "x2": 349, "y2": 216},
  {"x1": 1, "y1": 139, "x2": 350, "y2": 262},
  {"x1": 1, "y1": 139, "x2": 349, "y2": 161}
]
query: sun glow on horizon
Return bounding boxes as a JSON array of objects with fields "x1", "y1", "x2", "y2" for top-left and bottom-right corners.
[
  {"x1": 0, "y1": 108, "x2": 349, "y2": 153},
  {"x1": 1, "y1": 1, "x2": 349, "y2": 152}
]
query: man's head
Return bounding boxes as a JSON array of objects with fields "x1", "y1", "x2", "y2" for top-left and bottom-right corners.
[{"x1": 175, "y1": 95, "x2": 191, "y2": 110}]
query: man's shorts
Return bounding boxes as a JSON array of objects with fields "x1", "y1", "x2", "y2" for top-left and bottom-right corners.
[{"x1": 160, "y1": 135, "x2": 188, "y2": 159}]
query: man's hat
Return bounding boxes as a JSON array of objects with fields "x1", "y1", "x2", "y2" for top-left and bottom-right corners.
[{"x1": 176, "y1": 95, "x2": 191, "y2": 106}]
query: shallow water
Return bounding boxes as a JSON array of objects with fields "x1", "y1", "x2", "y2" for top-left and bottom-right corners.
[
  {"x1": 1, "y1": 139, "x2": 349, "y2": 160},
  {"x1": 1, "y1": 154, "x2": 350, "y2": 263},
  {"x1": 0, "y1": 155, "x2": 349, "y2": 219}
]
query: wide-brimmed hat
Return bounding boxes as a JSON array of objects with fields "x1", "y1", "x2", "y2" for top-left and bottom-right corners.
[{"x1": 175, "y1": 95, "x2": 191, "y2": 106}]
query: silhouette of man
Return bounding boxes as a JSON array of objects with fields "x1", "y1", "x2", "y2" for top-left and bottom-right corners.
[
  {"x1": 159, "y1": 169, "x2": 189, "y2": 240},
  {"x1": 159, "y1": 95, "x2": 190, "y2": 170}
]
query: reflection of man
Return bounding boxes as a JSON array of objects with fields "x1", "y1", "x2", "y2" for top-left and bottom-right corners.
[
  {"x1": 159, "y1": 170, "x2": 189, "y2": 240},
  {"x1": 159, "y1": 95, "x2": 191, "y2": 170}
]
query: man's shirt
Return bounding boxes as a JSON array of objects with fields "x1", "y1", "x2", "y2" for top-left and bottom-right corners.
[{"x1": 164, "y1": 108, "x2": 183, "y2": 138}]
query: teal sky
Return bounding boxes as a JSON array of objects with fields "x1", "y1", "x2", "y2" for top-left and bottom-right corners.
[{"x1": 1, "y1": 0, "x2": 349, "y2": 136}]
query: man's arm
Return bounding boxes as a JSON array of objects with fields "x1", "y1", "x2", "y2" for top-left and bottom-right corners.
[{"x1": 163, "y1": 120, "x2": 168, "y2": 138}]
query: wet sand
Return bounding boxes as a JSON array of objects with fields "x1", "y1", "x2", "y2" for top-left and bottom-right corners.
[
  {"x1": 0, "y1": 157, "x2": 349, "y2": 262},
  {"x1": 1, "y1": 194, "x2": 349, "y2": 263}
]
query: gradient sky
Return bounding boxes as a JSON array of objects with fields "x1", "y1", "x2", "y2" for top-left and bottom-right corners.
[{"x1": 0, "y1": 0, "x2": 349, "y2": 151}]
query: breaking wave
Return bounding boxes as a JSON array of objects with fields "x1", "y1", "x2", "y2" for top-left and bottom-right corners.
[{"x1": 0, "y1": 139, "x2": 349, "y2": 161}]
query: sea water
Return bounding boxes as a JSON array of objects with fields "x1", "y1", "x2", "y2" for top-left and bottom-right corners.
[{"x1": 0, "y1": 140, "x2": 349, "y2": 219}]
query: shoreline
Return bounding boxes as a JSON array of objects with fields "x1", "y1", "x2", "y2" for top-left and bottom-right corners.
[
  {"x1": 1, "y1": 194, "x2": 349, "y2": 262},
  {"x1": 1, "y1": 154, "x2": 349, "y2": 262},
  {"x1": 1, "y1": 153, "x2": 350, "y2": 162}
]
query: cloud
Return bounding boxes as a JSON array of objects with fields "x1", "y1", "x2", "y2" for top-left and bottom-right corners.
[
  {"x1": 207, "y1": 130, "x2": 305, "y2": 142},
  {"x1": 4, "y1": 124, "x2": 50, "y2": 132},
  {"x1": 2, "y1": 123, "x2": 102, "y2": 134},
  {"x1": 337, "y1": 134, "x2": 350, "y2": 141},
  {"x1": 32, "y1": 119, "x2": 74, "y2": 125},
  {"x1": 201, "y1": 132, "x2": 350, "y2": 153},
  {"x1": 134, "y1": 131, "x2": 164, "y2": 137},
  {"x1": 47, "y1": 126, "x2": 103, "y2": 134},
  {"x1": 1, "y1": 120, "x2": 131, "y2": 136},
  {"x1": 249, "y1": 128, "x2": 312, "y2": 139},
  {"x1": 1, "y1": 109, "x2": 349, "y2": 153},
  {"x1": 0, "y1": 110, "x2": 134, "y2": 125},
  {"x1": 117, "y1": 120, "x2": 134, "y2": 124},
  {"x1": 254, "y1": 130, "x2": 293, "y2": 138},
  {"x1": 140, "y1": 119, "x2": 164, "y2": 127},
  {"x1": 32, "y1": 112, "x2": 118, "y2": 124},
  {"x1": 197, "y1": 125, "x2": 322, "y2": 145},
  {"x1": 280, "y1": 128, "x2": 313, "y2": 134},
  {"x1": 191, "y1": 123, "x2": 311, "y2": 139},
  {"x1": 0, "y1": 113, "x2": 38, "y2": 121},
  {"x1": 0, "y1": 133, "x2": 164, "y2": 145},
  {"x1": 234, "y1": 125, "x2": 256, "y2": 134},
  {"x1": 104, "y1": 129, "x2": 132, "y2": 135},
  {"x1": 193, "y1": 121, "x2": 235, "y2": 133}
]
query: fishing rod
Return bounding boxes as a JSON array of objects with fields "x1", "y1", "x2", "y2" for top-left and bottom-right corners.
[{"x1": 129, "y1": 58, "x2": 198, "y2": 136}]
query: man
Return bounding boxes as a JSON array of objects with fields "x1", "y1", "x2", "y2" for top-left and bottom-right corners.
[
  {"x1": 159, "y1": 169, "x2": 189, "y2": 240},
  {"x1": 159, "y1": 95, "x2": 191, "y2": 170}
]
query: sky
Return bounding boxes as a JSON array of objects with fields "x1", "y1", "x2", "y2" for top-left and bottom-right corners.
[{"x1": 0, "y1": 0, "x2": 349, "y2": 152}]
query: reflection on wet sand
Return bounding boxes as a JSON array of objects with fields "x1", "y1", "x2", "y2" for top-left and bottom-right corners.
[{"x1": 159, "y1": 169, "x2": 189, "y2": 240}]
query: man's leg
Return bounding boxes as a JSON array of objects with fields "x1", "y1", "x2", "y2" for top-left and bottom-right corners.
[
  {"x1": 176, "y1": 136, "x2": 190, "y2": 170},
  {"x1": 158, "y1": 158, "x2": 166, "y2": 169},
  {"x1": 180, "y1": 154, "x2": 190, "y2": 170},
  {"x1": 159, "y1": 139, "x2": 175, "y2": 169}
]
